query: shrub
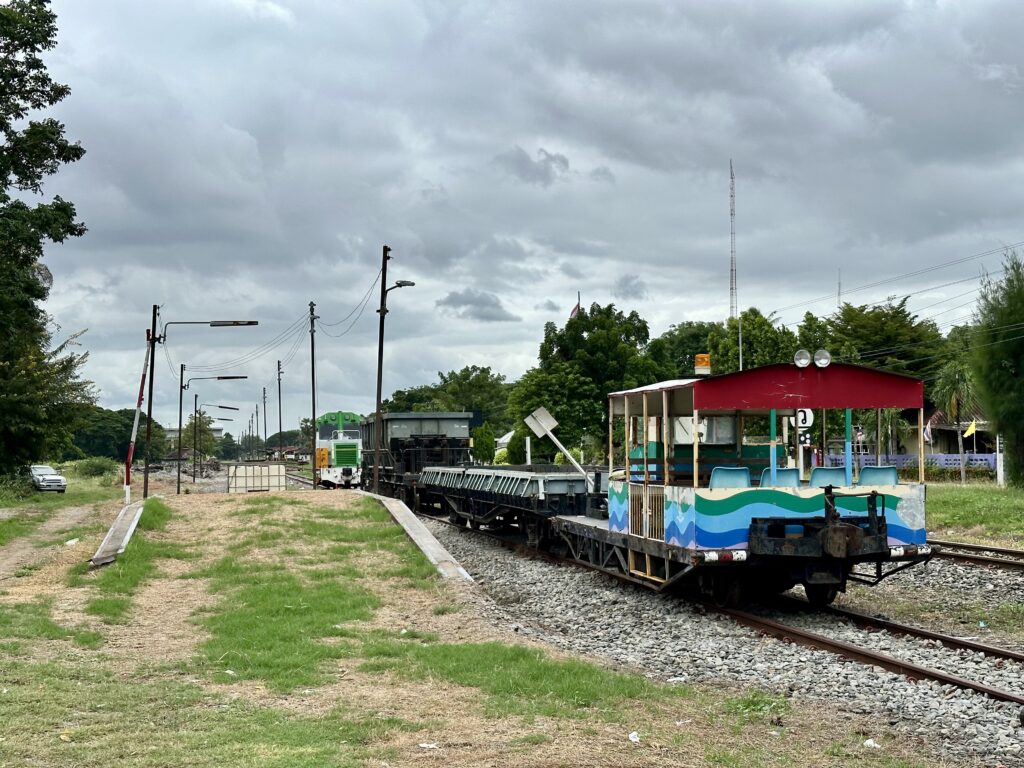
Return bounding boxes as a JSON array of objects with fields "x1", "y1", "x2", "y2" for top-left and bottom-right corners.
[
  {"x1": 74, "y1": 457, "x2": 120, "y2": 478},
  {"x1": 493, "y1": 449, "x2": 509, "y2": 465}
]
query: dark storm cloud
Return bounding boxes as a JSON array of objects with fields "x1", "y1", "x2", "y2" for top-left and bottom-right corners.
[
  {"x1": 436, "y1": 288, "x2": 522, "y2": 322},
  {"x1": 535, "y1": 300, "x2": 560, "y2": 311},
  {"x1": 590, "y1": 166, "x2": 615, "y2": 183},
  {"x1": 493, "y1": 146, "x2": 571, "y2": 187}
]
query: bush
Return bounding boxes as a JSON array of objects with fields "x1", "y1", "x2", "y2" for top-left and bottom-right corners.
[
  {"x1": 0, "y1": 475, "x2": 33, "y2": 502},
  {"x1": 493, "y1": 449, "x2": 509, "y2": 465},
  {"x1": 73, "y1": 457, "x2": 120, "y2": 478}
]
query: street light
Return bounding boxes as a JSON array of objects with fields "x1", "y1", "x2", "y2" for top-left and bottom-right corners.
[
  {"x1": 373, "y1": 245, "x2": 416, "y2": 494},
  {"x1": 177, "y1": 364, "x2": 247, "y2": 494},
  {"x1": 142, "y1": 309, "x2": 258, "y2": 498},
  {"x1": 196, "y1": 403, "x2": 240, "y2": 482}
]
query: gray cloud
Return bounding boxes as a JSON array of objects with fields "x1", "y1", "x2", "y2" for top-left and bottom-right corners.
[
  {"x1": 613, "y1": 275, "x2": 648, "y2": 301},
  {"x1": 493, "y1": 146, "x2": 570, "y2": 187},
  {"x1": 33, "y1": 0, "x2": 1024, "y2": 425},
  {"x1": 436, "y1": 288, "x2": 522, "y2": 322}
]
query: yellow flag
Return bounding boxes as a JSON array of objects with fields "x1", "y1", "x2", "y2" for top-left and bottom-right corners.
[{"x1": 963, "y1": 420, "x2": 977, "y2": 438}]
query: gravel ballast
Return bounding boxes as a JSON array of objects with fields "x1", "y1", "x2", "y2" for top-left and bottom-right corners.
[{"x1": 425, "y1": 520, "x2": 1024, "y2": 766}]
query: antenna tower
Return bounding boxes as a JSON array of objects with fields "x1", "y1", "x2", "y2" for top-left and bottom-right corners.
[{"x1": 729, "y1": 160, "x2": 737, "y2": 319}]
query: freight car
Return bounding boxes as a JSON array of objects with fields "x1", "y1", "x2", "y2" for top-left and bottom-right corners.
[
  {"x1": 359, "y1": 411, "x2": 473, "y2": 504},
  {"x1": 403, "y1": 357, "x2": 933, "y2": 606}
]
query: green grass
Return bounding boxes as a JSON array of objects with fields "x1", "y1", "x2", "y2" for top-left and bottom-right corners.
[
  {"x1": 927, "y1": 485, "x2": 1024, "y2": 539},
  {"x1": 192, "y1": 557, "x2": 380, "y2": 692},
  {"x1": 78, "y1": 498, "x2": 191, "y2": 623},
  {"x1": 0, "y1": 659, "x2": 420, "y2": 768},
  {"x1": 0, "y1": 476, "x2": 122, "y2": 546},
  {"x1": 358, "y1": 639, "x2": 689, "y2": 719},
  {"x1": 0, "y1": 601, "x2": 103, "y2": 650}
]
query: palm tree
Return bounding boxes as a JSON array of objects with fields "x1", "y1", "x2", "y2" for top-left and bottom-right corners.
[{"x1": 933, "y1": 358, "x2": 977, "y2": 484}]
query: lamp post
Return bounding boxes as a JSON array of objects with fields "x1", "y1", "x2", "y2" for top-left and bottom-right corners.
[
  {"x1": 372, "y1": 245, "x2": 415, "y2": 494},
  {"x1": 144, "y1": 315, "x2": 257, "y2": 498},
  {"x1": 197, "y1": 403, "x2": 239, "y2": 482},
  {"x1": 178, "y1": 370, "x2": 247, "y2": 494}
]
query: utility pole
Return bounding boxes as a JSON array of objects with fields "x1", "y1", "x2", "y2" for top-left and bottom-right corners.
[
  {"x1": 309, "y1": 301, "x2": 318, "y2": 487},
  {"x1": 255, "y1": 398, "x2": 260, "y2": 458},
  {"x1": 262, "y1": 387, "x2": 268, "y2": 460},
  {"x1": 277, "y1": 360, "x2": 283, "y2": 461},
  {"x1": 177, "y1": 364, "x2": 185, "y2": 495},
  {"x1": 373, "y1": 245, "x2": 391, "y2": 494},
  {"x1": 143, "y1": 304, "x2": 159, "y2": 498},
  {"x1": 193, "y1": 393, "x2": 198, "y2": 482}
]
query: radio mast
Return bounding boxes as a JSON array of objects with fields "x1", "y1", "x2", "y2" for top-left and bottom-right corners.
[{"x1": 730, "y1": 160, "x2": 737, "y2": 319}]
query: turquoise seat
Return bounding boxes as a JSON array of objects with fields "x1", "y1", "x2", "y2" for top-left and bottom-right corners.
[
  {"x1": 709, "y1": 466, "x2": 751, "y2": 489},
  {"x1": 859, "y1": 465, "x2": 899, "y2": 485},
  {"x1": 809, "y1": 467, "x2": 847, "y2": 487},
  {"x1": 759, "y1": 467, "x2": 800, "y2": 488}
]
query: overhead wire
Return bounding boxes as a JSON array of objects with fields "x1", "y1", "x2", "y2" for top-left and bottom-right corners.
[
  {"x1": 771, "y1": 240, "x2": 1023, "y2": 317},
  {"x1": 186, "y1": 314, "x2": 308, "y2": 372}
]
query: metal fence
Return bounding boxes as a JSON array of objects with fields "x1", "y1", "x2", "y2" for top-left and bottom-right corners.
[{"x1": 825, "y1": 453, "x2": 996, "y2": 470}]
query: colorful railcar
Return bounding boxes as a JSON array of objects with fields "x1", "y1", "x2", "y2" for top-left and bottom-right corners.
[{"x1": 550, "y1": 361, "x2": 932, "y2": 605}]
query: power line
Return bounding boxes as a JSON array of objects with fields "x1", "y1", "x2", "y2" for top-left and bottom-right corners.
[
  {"x1": 186, "y1": 315, "x2": 307, "y2": 372},
  {"x1": 318, "y1": 268, "x2": 382, "y2": 326},
  {"x1": 771, "y1": 240, "x2": 1024, "y2": 316}
]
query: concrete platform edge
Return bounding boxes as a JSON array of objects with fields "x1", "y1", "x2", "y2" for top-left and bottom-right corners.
[{"x1": 355, "y1": 490, "x2": 474, "y2": 583}]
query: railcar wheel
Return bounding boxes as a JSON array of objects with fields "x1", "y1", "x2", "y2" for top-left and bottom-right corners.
[
  {"x1": 448, "y1": 509, "x2": 463, "y2": 526},
  {"x1": 804, "y1": 583, "x2": 838, "y2": 607},
  {"x1": 712, "y1": 576, "x2": 742, "y2": 608},
  {"x1": 469, "y1": 519, "x2": 481, "y2": 531}
]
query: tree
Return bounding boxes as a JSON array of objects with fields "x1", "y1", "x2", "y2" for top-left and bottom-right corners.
[
  {"x1": 217, "y1": 432, "x2": 240, "y2": 460},
  {"x1": 183, "y1": 412, "x2": 218, "y2": 460},
  {"x1": 646, "y1": 321, "x2": 723, "y2": 379},
  {"x1": 510, "y1": 303, "x2": 658, "y2": 454},
  {"x1": 471, "y1": 422, "x2": 496, "y2": 464},
  {"x1": 708, "y1": 308, "x2": 798, "y2": 374},
  {"x1": 829, "y1": 299, "x2": 943, "y2": 381},
  {"x1": 298, "y1": 418, "x2": 315, "y2": 447},
  {"x1": 0, "y1": 0, "x2": 89, "y2": 472},
  {"x1": 933, "y1": 356, "x2": 976, "y2": 484},
  {"x1": 973, "y1": 250, "x2": 1024, "y2": 485},
  {"x1": 266, "y1": 428, "x2": 301, "y2": 449},
  {"x1": 384, "y1": 366, "x2": 512, "y2": 432}
]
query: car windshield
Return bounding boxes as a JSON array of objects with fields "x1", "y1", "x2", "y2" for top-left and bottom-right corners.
[{"x1": 31, "y1": 465, "x2": 56, "y2": 475}]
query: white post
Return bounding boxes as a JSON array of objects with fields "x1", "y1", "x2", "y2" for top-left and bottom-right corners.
[
  {"x1": 997, "y1": 434, "x2": 1005, "y2": 487},
  {"x1": 797, "y1": 431, "x2": 805, "y2": 480},
  {"x1": 782, "y1": 415, "x2": 790, "y2": 468},
  {"x1": 525, "y1": 436, "x2": 532, "y2": 465}
]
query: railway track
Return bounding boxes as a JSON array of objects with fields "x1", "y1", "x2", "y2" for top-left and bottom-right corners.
[
  {"x1": 285, "y1": 472, "x2": 314, "y2": 487},
  {"x1": 929, "y1": 538, "x2": 1024, "y2": 571},
  {"x1": 426, "y1": 514, "x2": 1024, "y2": 710}
]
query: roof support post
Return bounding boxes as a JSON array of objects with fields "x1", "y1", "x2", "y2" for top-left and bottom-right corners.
[
  {"x1": 770, "y1": 409, "x2": 778, "y2": 486},
  {"x1": 692, "y1": 409, "x2": 699, "y2": 489},
  {"x1": 876, "y1": 409, "x2": 882, "y2": 465},
  {"x1": 918, "y1": 408, "x2": 925, "y2": 484},
  {"x1": 608, "y1": 398, "x2": 614, "y2": 479},
  {"x1": 844, "y1": 408, "x2": 853, "y2": 486},
  {"x1": 662, "y1": 390, "x2": 670, "y2": 487},
  {"x1": 642, "y1": 392, "x2": 649, "y2": 487}
]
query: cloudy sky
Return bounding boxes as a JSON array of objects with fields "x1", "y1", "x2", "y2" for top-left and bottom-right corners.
[{"x1": 37, "y1": 0, "x2": 1024, "y2": 432}]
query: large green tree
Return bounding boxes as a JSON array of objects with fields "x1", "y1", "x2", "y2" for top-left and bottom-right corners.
[
  {"x1": 973, "y1": 250, "x2": 1024, "y2": 485},
  {"x1": 0, "y1": 0, "x2": 90, "y2": 472},
  {"x1": 707, "y1": 308, "x2": 798, "y2": 374},
  {"x1": 646, "y1": 320, "x2": 723, "y2": 379},
  {"x1": 829, "y1": 299, "x2": 943, "y2": 380},
  {"x1": 67, "y1": 405, "x2": 166, "y2": 463},
  {"x1": 384, "y1": 366, "x2": 512, "y2": 431},
  {"x1": 510, "y1": 304, "x2": 657, "y2": 456}
]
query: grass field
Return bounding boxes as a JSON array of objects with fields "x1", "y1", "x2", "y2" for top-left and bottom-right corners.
[
  {"x1": 0, "y1": 474, "x2": 123, "y2": 547},
  {"x1": 0, "y1": 490, "x2": 937, "y2": 767},
  {"x1": 927, "y1": 484, "x2": 1024, "y2": 541}
]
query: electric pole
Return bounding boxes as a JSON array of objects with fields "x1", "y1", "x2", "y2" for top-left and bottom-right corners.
[
  {"x1": 373, "y1": 245, "x2": 391, "y2": 494},
  {"x1": 143, "y1": 304, "x2": 159, "y2": 498},
  {"x1": 262, "y1": 387, "x2": 268, "y2": 460},
  {"x1": 309, "y1": 301, "x2": 318, "y2": 486}
]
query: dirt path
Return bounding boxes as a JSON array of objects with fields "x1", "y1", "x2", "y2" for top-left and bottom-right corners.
[{"x1": 0, "y1": 504, "x2": 109, "y2": 581}]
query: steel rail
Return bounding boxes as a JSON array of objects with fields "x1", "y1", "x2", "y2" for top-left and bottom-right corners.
[
  {"x1": 285, "y1": 473, "x2": 314, "y2": 487},
  {"x1": 722, "y1": 606, "x2": 1024, "y2": 706},
  {"x1": 927, "y1": 538, "x2": 1024, "y2": 571},
  {"x1": 927, "y1": 539, "x2": 1024, "y2": 558},
  {"x1": 773, "y1": 596, "x2": 1024, "y2": 664}
]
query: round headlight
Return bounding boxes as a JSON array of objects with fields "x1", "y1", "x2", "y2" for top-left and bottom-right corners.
[
  {"x1": 794, "y1": 349, "x2": 811, "y2": 368},
  {"x1": 813, "y1": 349, "x2": 832, "y2": 368}
]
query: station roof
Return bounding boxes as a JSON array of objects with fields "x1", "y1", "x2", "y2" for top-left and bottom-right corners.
[{"x1": 609, "y1": 363, "x2": 923, "y2": 416}]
